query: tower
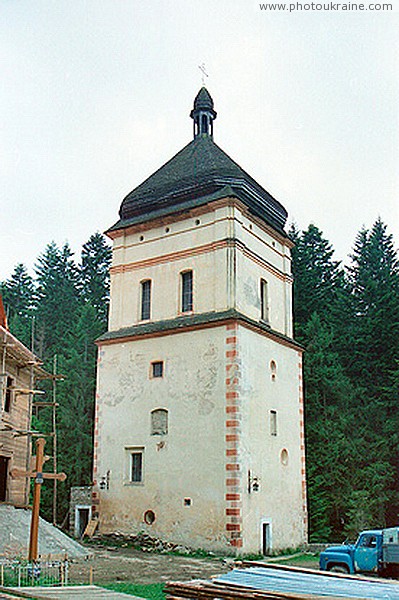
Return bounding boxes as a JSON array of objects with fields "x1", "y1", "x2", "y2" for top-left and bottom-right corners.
[{"x1": 93, "y1": 88, "x2": 307, "y2": 554}]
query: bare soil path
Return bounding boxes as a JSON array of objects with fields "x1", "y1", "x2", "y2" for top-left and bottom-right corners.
[{"x1": 68, "y1": 546, "x2": 232, "y2": 586}]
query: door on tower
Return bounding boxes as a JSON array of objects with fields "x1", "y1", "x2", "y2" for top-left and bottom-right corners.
[
  {"x1": 0, "y1": 456, "x2": 9, "y2": 502},
  {"x1": 262, "y1": 521, "x2": 272, "y2": 555},
  {"x1": 74, "y1": 506, "x2": 91, "y2": 538}
]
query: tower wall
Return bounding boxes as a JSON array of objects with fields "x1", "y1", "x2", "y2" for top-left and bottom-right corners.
[
  {"x1": 94, "y1": 190, "x2": 307, "y2": 552},
  {"x1": 95, "y1": 326, "x2": 229, "y2": 550},
  {"x1": 237, "y1": 326, "x2": 306, "y2": 551}
]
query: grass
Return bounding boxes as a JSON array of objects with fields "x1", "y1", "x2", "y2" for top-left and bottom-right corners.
[
  {"x1": 104, "y1": 582, "x2": 165, "y2": 598},
  {"x1": 268, "y1": 552, "x2": 320, "y2": 567}
]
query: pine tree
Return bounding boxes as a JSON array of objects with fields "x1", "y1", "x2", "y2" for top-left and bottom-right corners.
[
  {"x1": 302, "y1": 313, "x2": 357, "y2": 540},
  {"x1": 1, "y1": 263, "x2": 35, "y2": 346},
  {"x1": 34, "y1": 243, "x2": 80, "y2": 358},
  {"x1": 344, "y1": 219, "x2": 399, "y2": 388},
  {"x1": 80, "y1": 232, "x2": 112, "y2": 325},
  {"x1": 290, "y1": 224, "x2": 345, "y2": 339},
  {"x1": 333, "y1": 219, "x2": 399, "y2": 532},
  {"x1": 54, "y1": 303, "x2": 105, "y2": 521}
]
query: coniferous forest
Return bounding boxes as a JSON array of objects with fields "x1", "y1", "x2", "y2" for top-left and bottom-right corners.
[{"x1": 1, "y1": 220, "x2": 399, "y2": 542}]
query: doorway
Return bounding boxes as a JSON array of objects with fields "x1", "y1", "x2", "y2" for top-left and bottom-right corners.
[
  {"x1": 75, "y1": 506, "x2": 91, "y2": 538},
  {"x1": 262, "y1": 522, "x2": 272, "y2": 555},
  {"x1": 0, "y1": 456, "x2": 9, "y2": 502}
]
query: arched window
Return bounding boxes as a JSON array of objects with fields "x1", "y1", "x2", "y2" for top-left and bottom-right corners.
[
  {"x1": 181, "y1": 270, "x2": 193, "y2": 313},
  {"x1": 151, "y1": 409, "x2": 168, "y2": 435},
  {"x1": 260, "y1": 279, "x2": 269, "y2": 322},
  {"x1": 270, "y1": 360, "x2": 277, "y2": 382},
  {"x1": 140, "y1": 280, "x2": 151, "y2": 320}
]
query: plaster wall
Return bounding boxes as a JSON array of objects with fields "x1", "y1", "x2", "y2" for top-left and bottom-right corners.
[
  {"x1": 95, "y1": 199, "x2": 305, "y2": 553},
  {"x1": 233, "y1": 208, "x2": 292, "y2": 337},
  {"x1": 109, "y1": 247, "x2": 229, "y2": 330},
  {"x1": 95, "y1": 326, "x2": 229, "y2": 550},
  {"x1": 108, "y1": 201, "x2": 293, "y2": 334},
  {"x1": 238, "y1": 326, "x2": 306, "y2": 552}
]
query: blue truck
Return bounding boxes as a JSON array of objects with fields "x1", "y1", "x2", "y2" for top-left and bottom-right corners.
[{"x1": 320, "y1": 527, "x2": 399, "y2": 577}]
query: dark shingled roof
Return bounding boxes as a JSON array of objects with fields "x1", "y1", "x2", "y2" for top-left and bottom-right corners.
[
  {"x1": 110, "y1": 135, "x2": 288, "y2": 235},
  {"x1": 97, "y1": 309, "x2": 303, "y2": 351}
]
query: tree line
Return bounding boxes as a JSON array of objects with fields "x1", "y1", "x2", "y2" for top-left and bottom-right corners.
[
  {"x1": 1, "y1": 233, "x2": 111, "y2": 524},
  {"x1": 1, "y1": 220, "x2": 398, "y2": 541},
  {"x1": 291, "y1": 218, "x2": 399, "y2": 541}
]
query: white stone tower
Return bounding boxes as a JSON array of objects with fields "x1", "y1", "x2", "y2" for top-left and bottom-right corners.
[{"x1": 93, "y1": 88, "x2": 307, "y2": 554}]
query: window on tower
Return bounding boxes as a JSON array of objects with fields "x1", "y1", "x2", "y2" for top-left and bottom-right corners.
[
  {"x1": 140, "y1": 280, "x2": 151, "y2": 320},
  {"x1": 260, "y1": 279, "x2": 269, "y2": 323},
  {"x1": 130, "y1": 450, "x2": 143, "y2": 483},
  {"x1": 151, "y1": 361, "x2": 164, "y2": 378},
  {"x1": 270, "y1": 410, "x2": 277, "y2": 436},
  {"x1": 181, "y1": 270, "x2": 193, "y2": 313},
  {"x1": 151, "y1": 409, "x2": 168, "y2": 435}
]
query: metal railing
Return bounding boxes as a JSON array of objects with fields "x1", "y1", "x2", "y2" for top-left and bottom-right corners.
[{"x1": 0, "y1": 558, "x2": 68, "y2": 587}]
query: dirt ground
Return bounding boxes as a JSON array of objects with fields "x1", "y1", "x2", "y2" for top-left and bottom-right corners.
[{"x1": 68, "y1": 545, "x2": 233, "y2": 586}]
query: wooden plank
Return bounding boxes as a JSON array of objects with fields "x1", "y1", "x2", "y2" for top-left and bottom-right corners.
[
  {"x1": 83, "y1": 518, "x2": 98, "y2": 538},
  {"x1": 165, "y1": 581, "x2": 329, "y2": 600}
]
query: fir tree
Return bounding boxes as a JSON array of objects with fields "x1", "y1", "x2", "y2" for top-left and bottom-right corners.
[
  {"x1": 344, "y1": 219, "x2": 399, "y2": 388},
  {"x1": 1, "y1": 263, "x2": 35, "y2": 346},
  {"x1": 80, "y1": 233, "x2": 111, "y2": 325},
  {"x1": 34, "y1": 242, "x2": 80, "y2": 358},
  {"x1": 290, "y1": 224, "x2": 345, "y2": 339}
]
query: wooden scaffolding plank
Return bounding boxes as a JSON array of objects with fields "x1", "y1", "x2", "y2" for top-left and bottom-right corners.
[{"x1": 83, "y1": 517, "x2": 99, "y2": 538}]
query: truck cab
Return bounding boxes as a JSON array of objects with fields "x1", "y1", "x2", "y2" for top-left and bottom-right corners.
[{"x1": 320, "y1": 530, "x2": 383, "y2": 574}]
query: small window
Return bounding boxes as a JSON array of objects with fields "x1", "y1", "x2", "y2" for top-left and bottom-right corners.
[
  {"x1": 280, "y1": 448, "x2": 289, "y2": 466},
  {"x1": 141, "y1": 280, "x2": 151, "y2": 321},
  {"x1": 270, "y1": 410, "x2": 277, "y2": 436},
  {"x1": 151, "y1": 361, "x2": 164, "y2": 378},
  {"x1": 130, "y1": 451, "x2": 143, "y2": 483},
  {"x1": 151, "y1": 409, "x2": 168, "y2": 435},
  {"x1": 260, "y1": 279, "x2": 269, "y2": 322},
  {"x1": 270, "y1": 360, "x2": 277, "y2": 382},
  {"x1": 144, "y1": 509, "x2": 156, "y2": 524},
  {"x1": 181, "y1": 270, "x2": 193, "y2": 313},
  {"x1": 4, "y1": 376, "x2": 13, "y2": 413}
]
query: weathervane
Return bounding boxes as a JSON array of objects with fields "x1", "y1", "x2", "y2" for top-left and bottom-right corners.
[{"x1": 198, "y1": 63, "x2": 209, "y2": 85}]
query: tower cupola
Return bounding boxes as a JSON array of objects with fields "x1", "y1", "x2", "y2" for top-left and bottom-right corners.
[{"x1": 190, "y1": 87, "x2": 217, "y2": 139}]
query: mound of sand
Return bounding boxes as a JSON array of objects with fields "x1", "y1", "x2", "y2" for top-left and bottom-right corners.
[{"x1": 0, "y1": 505, "x2": 90, "y2": 559}]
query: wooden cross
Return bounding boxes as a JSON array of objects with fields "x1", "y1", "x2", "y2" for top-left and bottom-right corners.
[
  {"x1": 10, "y1": 437, "x2": 66, "y2": 561},
  {"x1": 198, "y1": 63, "x2": 209, "y2": 85}
]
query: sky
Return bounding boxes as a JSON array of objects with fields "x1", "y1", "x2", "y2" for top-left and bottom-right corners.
[{"x1": 1, "y1": 0, "x2": 398, "y2": 280}]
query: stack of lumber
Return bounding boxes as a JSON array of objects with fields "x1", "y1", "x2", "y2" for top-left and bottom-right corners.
[{"x1": 165, "y1": 562, "x2": 399, "y2": 599}]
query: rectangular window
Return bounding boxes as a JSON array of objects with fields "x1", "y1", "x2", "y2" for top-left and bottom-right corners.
[
  {"x1": 270, "y1": 410, "x2": 277, "y2": 436},
  {"x1": 151, "y1": 361, "x2": 164, "y2": 378},
  {"x1": 181, "y1": 270, "x2": 193, "y2": 313},
  {"x1": 4, "y1": 376, "x2": 13, "y2": 413},
  {"x1": 130, "y1": 451, "x2": 143, "y2": 483},
  {"x1": 260, "y1": 279, "x2": 269, "y2": 322},
  {"x1": 141, "y1": 280, "x2": 151, "y2": 320}
]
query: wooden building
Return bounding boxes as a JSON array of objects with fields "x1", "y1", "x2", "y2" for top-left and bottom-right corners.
[{"x1": 0, "y1": 297, "x2": 47, "y2": 507}]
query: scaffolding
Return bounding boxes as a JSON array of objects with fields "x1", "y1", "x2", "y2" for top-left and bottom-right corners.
[{"x1": 0, "y1": 325, "x2": 63, "y2": 524}]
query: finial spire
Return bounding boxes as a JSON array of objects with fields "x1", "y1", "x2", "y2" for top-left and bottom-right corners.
[
  {"x1": 198, "y1": 63, "x2": 209, "y2": 85},
  {"x1": 190, "y1": 87, "x2": 217, "y2": 139}
]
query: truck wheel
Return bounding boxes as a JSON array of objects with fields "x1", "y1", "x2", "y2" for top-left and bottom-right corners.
[{"x1": 329, "y1": 565, "x2": 349, "y2": 574}]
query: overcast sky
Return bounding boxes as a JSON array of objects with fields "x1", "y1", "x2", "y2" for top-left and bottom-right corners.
[{"x1": 1, "y1": 1, "x2": 398, "y2": 280}]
